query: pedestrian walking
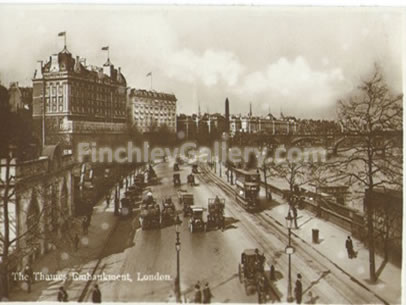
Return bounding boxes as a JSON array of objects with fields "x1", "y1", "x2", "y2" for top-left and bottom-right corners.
[
  {"x1": 294, "y1": 273, "x2": 302, "y2": 304},
  {"x1": 202, "y1": 282, "x2": 213, "y2": 304},
  {"x1": 92, "y1": 284, "x2": 102, "y2": 303},
  {"x1": 194, "y1": 282, "x2": 202, "y2": 303},
  {"x1": 345, "y1": 236, "x2": 355, "y2": 259},
  {"x1": 23, "y1": 264, "x2": 33, "y2": 293},
  {"x1": 74, "y1": 234, "x2": 80, "y2": 251},
  {"x1": 57, "y1": 286, "x2": 68, "y2": 302},
  {"x1": 292, "y1": 206, "x2": 298, "y2": 229}
]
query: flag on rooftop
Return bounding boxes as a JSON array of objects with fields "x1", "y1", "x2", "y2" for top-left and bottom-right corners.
[
  {"x1": 58, "y1": 31, "x2": 66, "y2": 36},
  {"x1": 146, "y1": 72, "x2": 152, "y2": 77},
  {"x1": 101, "y1": 46, "x2": 109, "y2": 51}
]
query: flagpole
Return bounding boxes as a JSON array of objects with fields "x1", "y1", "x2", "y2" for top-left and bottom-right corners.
[
  {"x1": 64, "y1": 32, "x2": 66, "y2": 49},
  {"x1": 150, "y1": 73, "x2": 152, "y2": 90}
]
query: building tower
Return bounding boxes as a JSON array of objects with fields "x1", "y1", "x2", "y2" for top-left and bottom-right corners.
[{"x1": 225, "y1": 97, "x2": 230, "y2": 132}]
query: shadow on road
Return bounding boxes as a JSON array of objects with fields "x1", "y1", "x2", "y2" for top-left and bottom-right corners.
[{"x1": 100, "y1": 213, "x2": 140, "y2": 259}]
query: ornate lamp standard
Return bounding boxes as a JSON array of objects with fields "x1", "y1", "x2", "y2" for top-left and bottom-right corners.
[
  {"x1": 285, "y1": 210, "x2": 295, "y2": 303},
  {"x1": 175, "y1": 215, "x2": 182, "y2": 302}
]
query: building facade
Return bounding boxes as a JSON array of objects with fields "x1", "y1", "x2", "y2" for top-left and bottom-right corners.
[
  {"x1": 32, "y1": 47, "x2": 128, "y2": 152},
  {"x1": 128, "y1": 88, "x2": 177, "y2": 133}
]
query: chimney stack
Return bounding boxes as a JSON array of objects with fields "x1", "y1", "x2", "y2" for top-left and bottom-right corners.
[{"x1": 34, "y1": 61, "x2": 43, "y2": 79}]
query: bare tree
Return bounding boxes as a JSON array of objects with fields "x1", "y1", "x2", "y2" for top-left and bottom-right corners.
[
  {"x1": 335, "y1": 64, "x2": 403, "y2": 281},
  {"x1": 264, "y1": 145, "x2": 313, "y2": 205}
]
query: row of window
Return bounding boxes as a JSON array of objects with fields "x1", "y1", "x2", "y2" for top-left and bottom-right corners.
[
  {"x1": 46, "y1": 97, "x2": 64, "y2": 113},
  {"x1": 134, "y1": 110, "x2": 175, "y2": 116},
  {"x1": 45, "y1": 85, "x2": 63, "y2": 97},
  {"x1": 136, "y1": 121, "x2": 175, "y2": 127},
  {"x1": 135, "y1": 103, "x2": 176, "y2": 110}
]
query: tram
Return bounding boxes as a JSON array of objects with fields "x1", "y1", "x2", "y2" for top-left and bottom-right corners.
[{"x1": 234, "y1": 168, "x2": 261, "y2": 211}]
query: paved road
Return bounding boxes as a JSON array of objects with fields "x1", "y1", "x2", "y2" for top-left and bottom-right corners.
[
  {"x1": 87, "y1": 159, "x2": 382, "y2": 304},
  {"x1": 90, "y1": 160, "x2": 261, "y2": 303}
]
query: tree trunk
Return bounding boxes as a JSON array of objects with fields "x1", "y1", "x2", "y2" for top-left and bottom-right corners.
[{"x1": 365, "y1": 190, "x2": 376, "y2": 282}]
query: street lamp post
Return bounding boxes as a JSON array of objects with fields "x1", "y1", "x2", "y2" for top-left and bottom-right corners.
[
  {"x1": 175, "y1": 215, "x2": 182, "y2": 302},
  {"x1": 285, "y1": 211, "x2": 295, "y2": 303}
]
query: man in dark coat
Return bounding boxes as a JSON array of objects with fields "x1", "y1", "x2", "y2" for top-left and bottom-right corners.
[
  {"x1": 294, "y1": 273, "x2": 302, "y2": 304},
  {"x1": 194, "y1": 283, "x2": 202, "y2": 303},
  {"x1": 202, "y1": 282, "x2": 213, "y2": 303},
  {"x1": 345, "y1": 236, "x2": 354, "y2": 258},
  {"x1": 92, "y1": 284, "x2": 102, "y2": 303},
  {"x1": 57, "y1": 286, "x2": 68, "y2": 302}
]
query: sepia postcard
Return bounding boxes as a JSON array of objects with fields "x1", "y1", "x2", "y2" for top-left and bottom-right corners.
[{"x1": 0, "y1": 3, "x2": 403, "y2": 304}]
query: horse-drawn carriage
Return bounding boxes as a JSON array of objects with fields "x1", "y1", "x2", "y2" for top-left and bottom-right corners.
[
  {"x1": 161, "y1": 197, "x2": 176, "y2": 226},
  {"x1": 139, "y1": 192, "x2": 160, "y2": 230},
  {"x1": 126, "y1": 185, "x2": 143, "y2": 204},
  {"x1": 188, "y1": 206, "x2": 206, "y2": 233},
  {"x1": 206, "y1": 196, "x2": 225, "y2": 230},
  {"x1": 238, "y1": 249, "x2": 276, "y2": 303},
  {"x1": 178, "y1": 191, "x2": 194, "y2": 217}
]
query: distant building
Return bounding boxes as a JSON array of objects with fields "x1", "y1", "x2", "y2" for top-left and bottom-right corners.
[
  {"x1": 176, "y1": 113, "x2": 198, "y2": 139},
  {"x1": 32, "y1": 47, "x2": 127, "y2": 152},
  {"x1": 229, "y1": 115, "x2": 241, "y2": 136},
  {"x1": 128, "y1": 88, "x2": 177, "y2": 133},
  {"x1": 207, "y1": 113, "x2": 227, "y2": 136},
  {"x1": 8, "y1": 82, "x2": 33, "y2": 113}
]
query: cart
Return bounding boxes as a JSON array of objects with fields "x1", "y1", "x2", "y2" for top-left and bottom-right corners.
[
  {"x1": 188, "y1": 206, "x2": 206, "y2": 233},
  {"x1": 206, "y1": 197, "x2": 225, "y2": 230},
  {"x1": 178, "y1": 191, "x2": 194, "y2": 217}
]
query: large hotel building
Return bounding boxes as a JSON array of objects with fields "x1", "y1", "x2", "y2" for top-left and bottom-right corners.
[
  {"x1": 128, "y1": 88, "x2": 177, "y2": 133},
  {"x1": 32, "y1": 47, "x2": 128, "y2": 151}
]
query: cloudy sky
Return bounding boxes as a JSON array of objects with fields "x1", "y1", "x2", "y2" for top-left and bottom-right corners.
[{"x1": 0, "y1": 5, "x2": 403, "y2": 118}]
